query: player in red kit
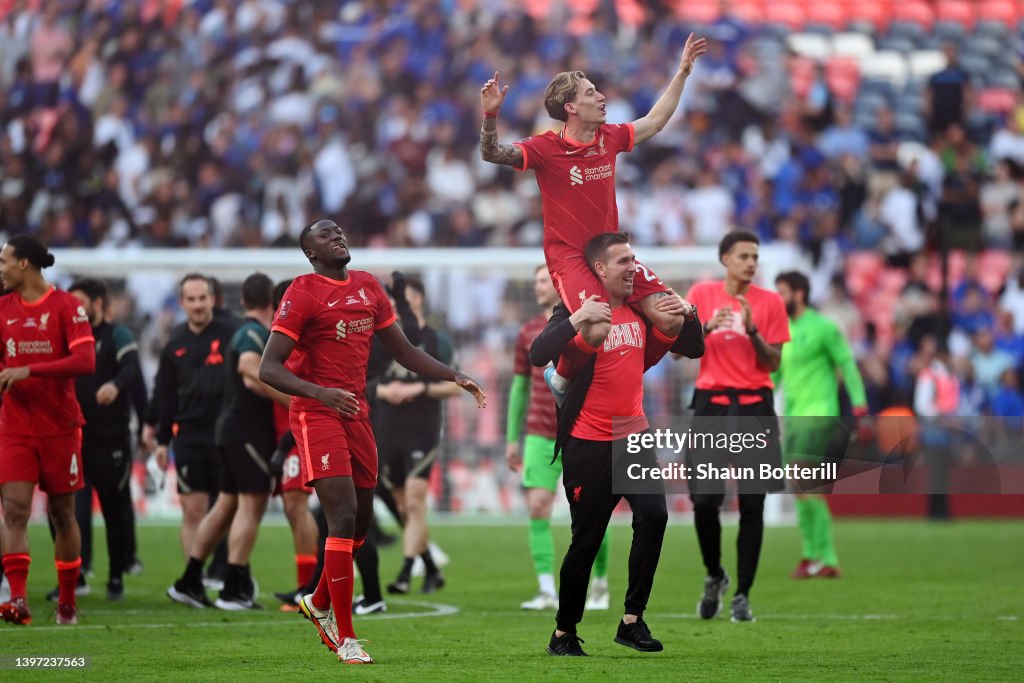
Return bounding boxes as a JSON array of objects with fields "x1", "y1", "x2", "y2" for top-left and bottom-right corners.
[
  {"x1": 479, "y1": 34, "x2": 706, "y2": 390},
  {"x1": 0, "y1": 236, "x2": 96, "y2": 626},
  {"x1": 259, "y1": 219, "x2": 486, "y2": 665}
]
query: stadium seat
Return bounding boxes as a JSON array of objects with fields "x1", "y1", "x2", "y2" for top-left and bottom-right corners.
[
  {"x1": 832, "y1": 32, "x2": 875, "y2": 60},
  {"x1": 846, "y1": 1, "x2": 891, "y2": 32},
  {"x1": 790, "y1": 56, "x2": 818, "y2": 98},
  {"x1": 977, "y1": 1, "x2": 1019, "y2": 28},
  {"x1": 890, "y1": 2, "x2": 935, "y2": 31},
  {"x1": 958, "y1": 53, "x2": 993, "y2": 80},
  {"x1": 876, "y1": 36, "x2": 918, "y2": 54},
  {"x1": 731, "y1": 1, "x2": 765, "y2": 23},
  {"x1": 764, "y1": 2, "x2": 807, "y2": 30},
  {"x1": 907, "y1": 50, "x2": 948, "y2": 82},
  {"x1": 935, "y1": 1, "x2": 976, "y2": 31},
  {"x1": 859, "y1": 51, "x2": 909, "y2": 87},
  {"x1": 963, "y1": 33, "x2": 1004, "y2": 58},
  {"x1": 826, "y1": 56, "x2": 862, "y2": 101},
  {"x1": 845, "y1": 251, "x2": 885, "y2": 303},
  {"x1": 805, "y1": 1, "x2": 849, "y2": 31},
  {"x1": 978, "y1": 250, "x2": 1014, "y2": 294},
  {"x1": 672, "y1": 0, "x2": 721, "y2": 24},
  {"x1": 987, "y1": 69, "x2": 1021, "y2": 90},
  {"x1": 932, "y1": 20, "x2": 968, "y2": 43},
  {"x1": 788, "y1": 32, "x2": 833, "y2": 60}
]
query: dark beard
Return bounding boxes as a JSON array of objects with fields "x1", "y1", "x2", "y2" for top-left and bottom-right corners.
[
  {"x1": 329, "y1": 253, "x2": 352, "y2": 269},
  {"x1": 785, "y1": 301, "x2": 798, "y2": 317}
]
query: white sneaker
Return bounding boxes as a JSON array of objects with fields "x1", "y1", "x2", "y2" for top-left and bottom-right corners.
[
  {"x1": 299, "y1": 594, "x2": 340, "y2": 653},
  {"x1": 521, "y1": 592, "x2": 558, "y2": 610},
  {"x1": 586, "y1": 582, "x2": 610, "y2": 611},
  {"x1": 338, "y1": 637, "x2": 373, "y2": 664},
  {"x1": 412, "y1": 542, "x2": 450, "y2": 577}
]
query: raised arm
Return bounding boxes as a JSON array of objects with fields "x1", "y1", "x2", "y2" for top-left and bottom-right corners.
[
  {"x1": 480, "y1": 71, "x2": 525, "y2": 168},
  {"x1": 631, "y1": 33, "x2": 708, "y2": 145}
]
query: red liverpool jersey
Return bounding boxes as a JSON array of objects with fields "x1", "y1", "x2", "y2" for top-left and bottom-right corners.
[
  {"x1": 686, "y1": 280, "x2": 790, "y2": 400},
  {"x1": 515, "y1": 123, "x2": 635, "y2": 268},
  {"x1": 513, "y1": 312, "x2": 558, "y2": 440},
  {"x1": 271, "y1": 271, "x2": 396, "y2": 419},
  {"x1": 571, "y1": 305, "x2": 676, "y2": 441},
  {"x1": 0, "y1": 288, "x2": 95, "y2": 436}
]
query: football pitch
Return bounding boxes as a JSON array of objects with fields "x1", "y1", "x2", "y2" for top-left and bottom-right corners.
[{"x1": 2, "y1": 518, "x2": 1021, "y2": 681}]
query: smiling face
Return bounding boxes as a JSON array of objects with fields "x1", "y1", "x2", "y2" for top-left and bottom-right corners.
[
  {"x1": 180, "y1": 277, "x2": 213, "y2": 328},
  {"x1": 534, "y1": 268, "x2": 559, "y2": 308},
  {"x1": 303, "y1": 220, "x2": 351, "y2": 270},
  {"x1": 594, "y1": 242, "x2": 636, "y2": 301}
]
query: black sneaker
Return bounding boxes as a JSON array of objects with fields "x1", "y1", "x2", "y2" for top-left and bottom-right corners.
[
  {"x1": 167, "y1": 579, "x2": 212, "y2": 608},
  {"x1": 698, "y1": 571, "x2": 730, "y2": 619},
  {"x1": 387, "y1": 579, "x2": 410, "y2": 595},
  {"x1": 46, "y1": 574, "x2": 90, "y2": 602},
  {"x1": 421, "y1": 571, "x2": 446, "y2": 594},
  {"x1": 352, "y1": 595, "x2": 387, "y2": 615},
  {"x1": 730, "y1": 594, "x2": 755, "y2": 622},
  {"x1": 126, "y1": 558, "x2": 144, "y2": 576},
  {"x1": 274, "y1": 589, "x2": 302, "y2": 606},
  {"x1": 614, "y1": 618, "x2": 663, "y2": 652},
  {"x1": 547, "y1": 631, "x2": 588, "y2": 656},
  {"x1": 107, "y1": 578, "x2": 124, "y2": 601}
]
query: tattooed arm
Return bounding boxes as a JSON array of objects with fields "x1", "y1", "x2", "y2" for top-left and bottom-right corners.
[{"x1": 480, "y1": 71, "x2": 525, "y2": 168}]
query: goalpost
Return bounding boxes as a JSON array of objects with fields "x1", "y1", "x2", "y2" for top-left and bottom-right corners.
[{"x1": 49, "y1": 245, "x2": 793, "y2": 525}]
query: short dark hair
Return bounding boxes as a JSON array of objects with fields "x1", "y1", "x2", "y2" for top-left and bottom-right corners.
[
  {"x1": 68, "y1": 277, "x2": 108, "y2": 303},
  {"x1": 299, "y1": 218, "x2": 336, "y2": 251},
  {"x1": 179, "y1": 272, "x2": 211, "y2": 297},
  {"x1": 209, "y1": 276, "x2": 225, "y2": 305},
  {"x1": 273, "y1": 279, "x2": 293, "y2": 310},
  {"x1": 775, "y1": 270, "x2": 811, "y2": 302},
  {"x1": 241, "y1": 272, "x2": 273, "y2": 310},
  {"x1": 718, "y1": 230, "x2": 760, "y2": 259},
  {"x1": 584, "y1": 232, "x2": 631, "y2": 270},
  {"x1": 405, "y1": 275, "x2": 425, "y2": 298},
  {"x1": 6, "y1": 235, "x2": 55, "y2": 269}
]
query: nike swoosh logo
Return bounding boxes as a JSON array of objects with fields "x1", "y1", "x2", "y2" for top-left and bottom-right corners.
[
  {"x1": 328, "y1": 300, "x2": 341, "y2": 307},
  {"x1": 330, "y1": 576, "x2": 350, "y2": 583},
  {"x1": 565, "y1": 148, "x2": 586, "y2": 155},
  {"x1": 6, "y1": 319, "x2": 17, "y2": 324},
  {"x1": 619, "y1": 350, "x2": 629, "y2": 355}
]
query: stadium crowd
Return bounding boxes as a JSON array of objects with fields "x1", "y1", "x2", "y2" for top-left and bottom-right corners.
[{"x1": 1, "y1": 0, "x2": 1023, "y2": 475}]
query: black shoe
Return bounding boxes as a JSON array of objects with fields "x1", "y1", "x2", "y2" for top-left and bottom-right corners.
[
  {"x1": 421, "y1": 571, "x2": 446, "y2": 594},
  {"x1": 167, "y1": 579, "x2": 212, "y2": 608},
  {"x1": 107, "y1": 578, "x2": 124, "y2": 601},
  {"x1": 387, "y1": 579, "x2": 410, "y2": 595},
  {"x1": 614, "y1": 618, "x2": 663, "y2": 652},
  {"x1": 46, "y1": 573, "x2": 90, "y2": 602},
  {"x1": 698, "y1": 571, "x2": 730, "y2": 620},
  {"x1": 274, "y1": 589, "x2": 302, "y2": 606},
  {"x1": 126, "y1": 558, "x2": 144, "y2": 576},
  {"x1": 730, "y1": 594, "x2": 755, "y2": 622},
  {"x1": 547, "y1": 631, "x2": 588, "y2": 656}
]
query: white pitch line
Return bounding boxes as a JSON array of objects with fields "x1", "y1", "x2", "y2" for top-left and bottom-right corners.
[
  {"x1": 16, "y1": 599, "x2": 459, "y2": 633},
  {"x1": 480, "y1": 611, "x2": 1018, "y2": 622}
]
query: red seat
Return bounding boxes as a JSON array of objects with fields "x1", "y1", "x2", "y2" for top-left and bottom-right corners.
[
  {"x1": 977, "y1": 1, "x2": 1019, "y2": 27},
  {"x1": 764, "y1": 2, "x2": 807, "y2": 29},
  {"x1": 845, "y1": 252, "x2": 886, "y2": 303},
  {"x1": 805, "y1": 1, "x2": 850, "y2": 30},
  {"x1": 977, "y1": 88, "x2": 1018, "y2": 114},
  {"x1": 936, "y1": 1, "x2": 976, "y2": 30},
  {"x1": 891, "y1": 2, "x2": 935, "y2": 29},
  {"x1": 731, "y1": 1, "x2": 766, "y2": 23},
  {"x1": 672, "y1": 0, "x2": 722, "y2": 23},
  {"x1": 978, "y1": 250, "x2": 1013, "y2": 295},
  {"x1": 790, "y1": 56, "x2": 817, "y2": 99},
  {"x1": 847, "y1": 1, "x2": 892, "y2": 31},
  {"x1": 826, "y1": 56, "x2": 861, "y2": 102}
]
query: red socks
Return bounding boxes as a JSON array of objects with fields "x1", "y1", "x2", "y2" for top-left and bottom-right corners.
[
  {"x1": 55, "y1": 557, "x2": 82, "y2": 606},
  {"x1": 311, "y1": 538, "x2": 355, "y2": 639},
  {"x1": 296, "y1": 554, "x2": 317, "y2": 588},
  {"x1": 2, "y1": 553, "x2": 30, "y2": 601}
]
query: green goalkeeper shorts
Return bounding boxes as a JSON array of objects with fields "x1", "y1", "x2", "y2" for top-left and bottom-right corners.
[
  {"x1": 782, "y1": 416, "x2": 848, "y2": 466},
  {"x1": 522, "y1": 434, "x2": 561, "y2": 492}
]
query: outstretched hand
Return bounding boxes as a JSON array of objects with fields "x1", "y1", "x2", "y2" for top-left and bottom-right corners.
[
  {"x1": 455, "y1": 372, "x2": 487, "y2": 408},
  {"x1": 679, "y1": 33, "x2": 708, "y2": 75},
  {"x1": 481, "y1": 71, "x2": 509, "y2": 114}
]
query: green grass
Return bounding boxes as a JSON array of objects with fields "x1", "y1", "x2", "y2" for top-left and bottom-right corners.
[{"x1": 2, "y1": 519, "x2": 1022, "y2": 681}]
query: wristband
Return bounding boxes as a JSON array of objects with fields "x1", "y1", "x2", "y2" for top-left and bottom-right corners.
[
  {"x1": 483, "y1": 110, "x2": 498, "y2": 119},
  {"x1": 747, "y1": 326, "x2": 759, "y2": 338}
]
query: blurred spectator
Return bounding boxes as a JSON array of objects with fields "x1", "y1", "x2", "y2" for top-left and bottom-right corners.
[
  {"x1": 990, "y1": 368, "x2": 1024, "y2": 418},
  {"x1": 971, "y1": 329, "x2": 1016, "y2": 398},
  {"x1": 926, "y1": 44, "x2": 970, "y2": 137},
  {"x1": 980, "y1": 159, "x2": 1020, "y2": 248}
]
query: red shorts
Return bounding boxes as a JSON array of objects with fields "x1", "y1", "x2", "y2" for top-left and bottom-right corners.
[
  {"x1": 549, "y1": 253, "x2": 667, "y2": 313},
  {"x1": 0, "y1": 429, "x2": 84, "y2": 495},
  {"x1": 274, "y1": 404, "x2": 312, "y2": 495},
  {"x1": 290, "y1": 409, "x2": 377, "y2": 489}
]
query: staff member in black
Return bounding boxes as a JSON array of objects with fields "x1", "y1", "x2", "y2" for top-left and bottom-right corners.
[
  {"x1": 49, "y1": 279, "x2": 142, "y2": 601},
  {"x1": 529, "y1": 233, "x2": 698, "y2": 656},
  {"x1": 152, "y1": 273, "x2": 237, "y2": 564}
]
